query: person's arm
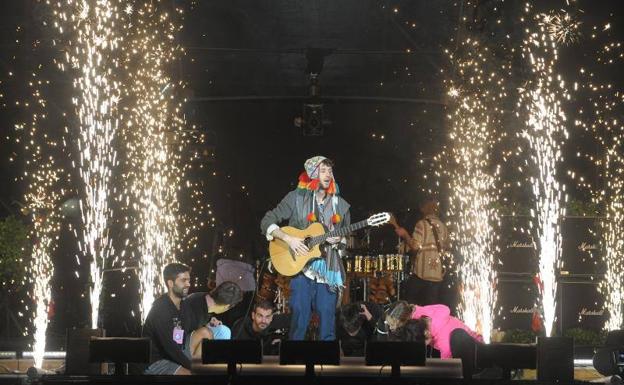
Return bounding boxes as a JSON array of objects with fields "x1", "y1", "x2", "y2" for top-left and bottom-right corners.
[
  {"x1": 260, "y1": 191, "x2": 295, "y2": 241},
  {"x1": 360, "y1": 303, "x2": 377, "y2": 336},
  {"x1": 260, "y1": 191, "x2": 309, "y2": 255},
  {"x1": 410, "y1": 221, "x2": 425, "y2": 250},
  {"x1": 394, "y1": 220, "x2": 423, "y2": 252},
  {"x1": 153, "y1": 311, "x2": 192, "y2": 369}
]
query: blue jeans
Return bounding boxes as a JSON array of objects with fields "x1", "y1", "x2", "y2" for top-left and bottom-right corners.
[{"x1": 289, "y1": 274, "x2": 337, "y2": 340}]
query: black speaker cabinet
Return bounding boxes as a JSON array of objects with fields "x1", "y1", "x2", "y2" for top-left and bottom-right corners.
[
  {"x1": 559, "y1": 280, "x2": 606, "y2": 333},
  {"x1": 496, "y1": 279, "x2": 538, "y2": 331},
  {"x1": 560, "y1": 216, "x2": 604, "y2": 275},
  {"x1": 537, "y1": 336, "x2": 574, "y2": 382},
  {"x1": 65, "y1": 328, "x2": 106, "y2": 375},
  {"x1": 498, "y1": 216, "x2": 535, "y2": 275}
]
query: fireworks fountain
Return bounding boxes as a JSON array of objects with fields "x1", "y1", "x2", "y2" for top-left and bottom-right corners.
[
  {"x1": 51, "y1": 0, "x2": 121, "y2": 328},
  {"x1": 445, "y1": 38, "x2": 505, "y2": 343},
  {"x1": 120, "y1": 1, "x2": 185, "y2": 321},
  {"x1": 517, "y1": 6, "x2": 570, "y2": 337},
  {"x1": 16, "y1": 65, "x2": 66, "y2": 367},
  {"x1": 574, "y1": 27, "x2": 624, "y2": 331}
]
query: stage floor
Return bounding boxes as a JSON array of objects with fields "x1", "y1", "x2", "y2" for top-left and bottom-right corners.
[{"x1": 0, "y1": 356, "x2": 607, "y2": 384}]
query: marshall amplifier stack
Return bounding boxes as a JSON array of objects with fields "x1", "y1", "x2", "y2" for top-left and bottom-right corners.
[{"x1": 495, "y1": 215, "x2": 607, "y2": 334}]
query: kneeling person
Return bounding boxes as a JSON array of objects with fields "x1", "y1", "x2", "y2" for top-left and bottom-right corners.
[
  {"x1": 337, "y1": 301, "x2": 384, "y2": 356},
  {"x1": 142, "y1": 263, "x2": 193, "y2": 375},
  {"x1": 181, "y1": 281, "x2": 243, "y2": 358}
]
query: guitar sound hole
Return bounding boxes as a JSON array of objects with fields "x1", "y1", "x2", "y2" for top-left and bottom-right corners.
[{"x1": 303, "y1": 237, "x2": 312, "y2": 248}]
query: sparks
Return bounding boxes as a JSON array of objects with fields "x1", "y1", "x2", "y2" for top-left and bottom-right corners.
[
  {"x1": 17, "y1": 60, "x2": 65, "y2": 368},
  {"x1": 445, "y1": 39, "x2": 502, "y2": 343},
  {"x1": 53, "y1": 0, "x2": 121, "y2": 329},
  {"x1": 518, "y1": 10, "x2": 569, "y2": 337},
  {"x1": 119, "y1": 1, "x2": 186, "y2": 320},
  {"x1": 574, "y1": 27, "x2": 624, "y2": 331},
  {"x1": 541, "y1": 11, "x2": 581, "y2": 46}
]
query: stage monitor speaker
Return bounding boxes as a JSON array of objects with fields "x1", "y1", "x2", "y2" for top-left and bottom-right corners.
[
  {"x1": 537, "y1": 336, "x2": 574, "y2": 382},
  {"x1": 280, "y1": 341, "x2": 339, "y2": 376},
  {"x1": 476, "y1": 343, "x2": 536, "y2": 379},
  {"x1": 65, "y1": 328, "x2": 105, "y2": 375},
  {"x1": 89, "y1": 337, "x2": 151, "y2": 375},
  {"x1": 202, "y1": 339, "x2": 262, "y2": 376},
  {"x1": 365, "y1": 341, "x2": 426, "y2": 377}
]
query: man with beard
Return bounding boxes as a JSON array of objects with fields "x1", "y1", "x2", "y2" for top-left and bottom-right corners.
[
  {"x1": 143, "y1": 263, "x2": 195, "y2": 375},
  {"x1": 232, "y1": 300, "x2": 289, "y2": 355},
  {"x1": 261, "y1": 156, "x2": 351, "y2": 340}
]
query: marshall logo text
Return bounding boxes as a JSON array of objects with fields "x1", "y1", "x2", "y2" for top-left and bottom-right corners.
[
  {"x1": 577, "y1": 242, "x2": 598, "y2": 252},
  {"x1": 510, "y1": 306, "x2": 535, "y2": 314},
  {"x1": 507, "y1": 241, "x2": 534, "y2": 249},
  {"x1": 579, "y1": 308, "x2": 604, "y2": 317}
]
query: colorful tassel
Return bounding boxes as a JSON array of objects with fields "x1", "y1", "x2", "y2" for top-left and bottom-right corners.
[
  {"x1": 298, "y1": 171, "x2": 311, "y2": 189},
  {"x1": 308, "y1": 179, "x2": 319, "y2": 191},
  {"x1": 306, "y1": 212, "x2": 317, "y2": 222},
  {"x1": 327, "y1": 179, "x2": 336, "y2": 195},
  {"x1": 331, "y1": 214, "x2": 342, "y2": 224}
]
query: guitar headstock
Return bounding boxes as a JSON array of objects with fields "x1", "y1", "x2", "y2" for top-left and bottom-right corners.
[{"x1": 367, "y1": 212, "x2": 391, "y2": 227}]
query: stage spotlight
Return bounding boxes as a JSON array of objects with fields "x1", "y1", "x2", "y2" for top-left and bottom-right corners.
[{"x1": 302, "y1": 104, "x2": 324, "y2": 136}]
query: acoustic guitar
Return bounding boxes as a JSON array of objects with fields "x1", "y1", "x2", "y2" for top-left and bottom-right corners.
[{"x1": 269, "y1": 212, "x2": 390, "y2": 276}]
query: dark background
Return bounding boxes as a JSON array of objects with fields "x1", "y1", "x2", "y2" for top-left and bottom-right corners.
[{"x1": 1, "y1": 0, "x2": 623, "y2": 348}]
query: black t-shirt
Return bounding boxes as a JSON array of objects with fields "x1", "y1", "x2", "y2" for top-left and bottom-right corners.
[
  {"x1": 231, "y1": 313, "x2": 289, "y2": 355},
  {"x1": 181, "y1": 292, "x2": 214, "y2": 334},
  {"x1": 142, "y1": 295, "x2": 191, "y2": 369},
  {"x1": 337, "y1": 301, "x2": 385, "y2": 356}
]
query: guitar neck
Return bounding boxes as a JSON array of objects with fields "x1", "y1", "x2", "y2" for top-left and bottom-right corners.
[{"x1": 310, "y1": 219, "x2": 369, "y2": 247}]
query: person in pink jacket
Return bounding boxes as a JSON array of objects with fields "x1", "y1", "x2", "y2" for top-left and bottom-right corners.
[
  {"x1": 386, "y1": 301, "x2": 484, "y2": 378},
  {"x1": 411, "y1": 303, "x2": 483, "y2": 359}
]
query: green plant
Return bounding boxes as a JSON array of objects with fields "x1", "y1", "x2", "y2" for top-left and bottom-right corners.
[
  {"x1": 501, "y1": 328, "x2": 539, "y2": 343},
  {"x1": 0, "y1": 216, "x2": 30, "y2": 292},
  {"x1": 565, "y1": 198, "x2": 601, "y2": 217},
  {"x1": 563, "y1": 328, "x2": 607, "y2": 346}
]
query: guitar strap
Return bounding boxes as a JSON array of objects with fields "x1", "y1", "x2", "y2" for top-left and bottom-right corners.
[{"x1": 425, "y1": 218, "x2": 444, "y2": 254}]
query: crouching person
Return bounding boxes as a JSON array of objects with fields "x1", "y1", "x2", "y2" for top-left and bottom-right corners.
[{"x1": 181, "y1": 281, "x2": 243, "y2": 359}]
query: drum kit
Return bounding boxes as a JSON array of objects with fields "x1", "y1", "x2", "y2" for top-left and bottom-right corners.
[
  {"x1": 343, "y1": 253, "x2": 409, "y2": 304},
  {"x1": 344, "y1": 254, "x2": 406, "y2": 276}
]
